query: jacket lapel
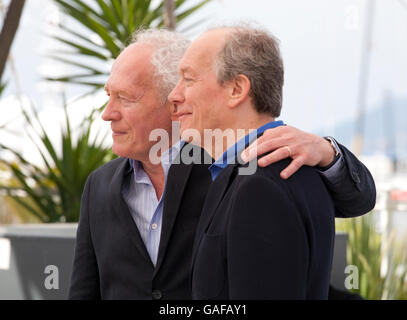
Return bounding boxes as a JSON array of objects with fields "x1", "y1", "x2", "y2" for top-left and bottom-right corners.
[
  {"x1": 153, "y1": 149, "x2": 194, "y2": 277},
  {"x1": 190, "y1": 163, "x2": 236, "y2": 274},
  {"x1": 108, "y1": 158, "x2": 153, "y2": 267}
]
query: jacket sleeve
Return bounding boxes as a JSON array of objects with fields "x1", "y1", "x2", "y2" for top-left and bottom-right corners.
[
  {"x1": 318, "y1": 140, "x2": 376, "y2": 218},
  {"x1": 226, "y1": 175, "x2": 309, "y2": 299},
  {"x1": 68, "y1": 173, "x2": 101, "y2": 299}
]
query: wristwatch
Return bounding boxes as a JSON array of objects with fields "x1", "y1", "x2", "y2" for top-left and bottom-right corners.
[
  {"x1": 317, "y1": 136, "x2": 341, "y2": 171},
  {"x1": 324, "y1": 136, "x2": 340, "y2": 157}
]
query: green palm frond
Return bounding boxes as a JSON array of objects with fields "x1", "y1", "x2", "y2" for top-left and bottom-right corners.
[
  {"x1": 336, "y1": 213, "x2": 407, "y2": 299},
  {"x1": 0, "y1": 101, "x2": 116, "y2": 222},
  {"x1": 48, "y1": 0, "x2": 211, "y2": 89}
]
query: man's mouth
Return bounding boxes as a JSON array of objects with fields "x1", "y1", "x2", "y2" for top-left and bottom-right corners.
[
  {"x1": 112, "y1": 130, "x2": 127, "y2": 137},
  {"x1": 174, "y1": 112, "x2": 192, "y2": 121}
]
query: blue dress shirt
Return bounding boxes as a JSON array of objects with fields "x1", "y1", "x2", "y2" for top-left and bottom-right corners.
[{"x1": 209, "y1": 120, "x2": 285, "y2": 181}]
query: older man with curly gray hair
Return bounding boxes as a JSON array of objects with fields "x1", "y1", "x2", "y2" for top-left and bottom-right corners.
[{"x1": 69, "y1": 27, "x2": 375, "y2": 300}]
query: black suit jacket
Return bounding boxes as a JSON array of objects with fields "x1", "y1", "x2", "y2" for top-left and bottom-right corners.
[
  {"x1": 191, "y1": 158, "x2": 335, "y2": 299},
  {"x1": 319, "y1": 143, "x2": 376, "y2": 218},
  {"x1": 69, "y1": 142, "x2": 375, "y2": 299},
  {"x1": 68, "y1": 148, "x2": 212, "y2": 299}
]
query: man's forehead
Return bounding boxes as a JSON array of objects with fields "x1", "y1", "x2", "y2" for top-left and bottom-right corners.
[
  {"x1": 112, "y1": 43, "x2": 154, "y2": 72},
  {"x1": 200, "y1": 28, "x2": 231, "y2": 40},
  {"x1": 105, "y1": 73, "x2": 149, "y2": 92},
  {"x1": 106, "y1": 43, "x2": 155, "y2": 89}
]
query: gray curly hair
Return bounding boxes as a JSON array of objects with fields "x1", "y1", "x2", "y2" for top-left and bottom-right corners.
[{"x1": 131, "y1": 28, "x2": 190, "y2": 102}]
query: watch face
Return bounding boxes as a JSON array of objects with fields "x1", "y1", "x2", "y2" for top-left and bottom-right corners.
[{"x1": 326, "y1": 137, "x2": 339, "y2": 156}]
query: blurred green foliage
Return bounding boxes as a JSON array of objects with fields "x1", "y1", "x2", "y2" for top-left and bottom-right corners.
[
  {"x1": 0, "y1": 102, "x2": 115, "y2": 222},
  {"x1": 336, "y1": 212, "x2": 407, "y2": 299}
]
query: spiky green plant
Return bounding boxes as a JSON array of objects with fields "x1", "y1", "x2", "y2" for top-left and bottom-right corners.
[
  {"x1": 47, "y1": 0, "x2": 211, "y2": 90},
  {"x1": 0, "y1": 102, "x2": 115, "y2": 222},
  {"x1": 336, "y1": 212, "x2": 407, "y2": 299}
]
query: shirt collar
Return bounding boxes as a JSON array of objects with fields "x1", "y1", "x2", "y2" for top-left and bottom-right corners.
[
  {"x1": 209, "y1": 120, "x2": 285, "y2": 181},
  {"x1": 161, "y1": 139, "x2": 184, "y2": 166},
  {"x1": 126, "y1": 139, "x2": 184, "y2": 184}
]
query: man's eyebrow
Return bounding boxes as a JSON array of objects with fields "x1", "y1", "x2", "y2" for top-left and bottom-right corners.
[{"x1": 104, "y1": 85, "x2": 136, "y2": 96}]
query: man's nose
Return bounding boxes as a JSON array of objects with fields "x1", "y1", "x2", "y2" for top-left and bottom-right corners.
[
  {"x1": 168, "y1": 81, "x2": 184, "y2": 105},
  {"x1": 101, "y1": 98, "x2": 121, "y2": 122}
]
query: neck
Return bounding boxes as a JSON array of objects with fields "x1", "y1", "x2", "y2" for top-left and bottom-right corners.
[
  {"x1": 140, "y1": 159, "x2": 165, "y2": 200},
  {"x1": 207, "y1": 113, "x2": 275, "y2": 160}
]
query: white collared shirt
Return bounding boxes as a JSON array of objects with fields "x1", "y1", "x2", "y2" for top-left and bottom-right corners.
[{"x1": 122, "y1": 140, "x2": 183, "y2": 266}]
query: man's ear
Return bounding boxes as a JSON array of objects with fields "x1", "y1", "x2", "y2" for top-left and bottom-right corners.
[{"x1": 227, "y1": 74, "x2": 251, "y2": 109}]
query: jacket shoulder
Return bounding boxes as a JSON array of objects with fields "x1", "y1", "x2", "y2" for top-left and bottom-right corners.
[
  {"x1": 89, "y1": 157, "x2": 129, "y2": 181},
  {"x1": 241, "y1": 158, "x2": 319, "y2": 183},
  {"x1": 235, "y1": 158, "x2": 333, "y2": 211}
]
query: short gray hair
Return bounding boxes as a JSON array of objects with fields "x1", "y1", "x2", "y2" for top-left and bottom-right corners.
[
  {"x1": 214, "y1": 25, "x2": 284, "y2": 117},
  {"x1": 131, "y1": 28, "x2": 190, "y2": 102}
]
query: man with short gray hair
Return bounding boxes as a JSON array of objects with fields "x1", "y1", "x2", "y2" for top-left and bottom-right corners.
[
  {"x1": 168, "y1": 25, "x2": 369, "y2": 299},
  {"x1": 215, "y1": 26, "x2": 284, "y2": 116}
]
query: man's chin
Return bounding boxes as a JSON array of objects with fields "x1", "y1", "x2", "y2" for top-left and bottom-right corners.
[{"x1": 111, "y1": 145, "x2": 130, "y2": 158}]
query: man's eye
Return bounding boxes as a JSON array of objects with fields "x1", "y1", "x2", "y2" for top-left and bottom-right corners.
[{"x1": 119, "y1": 96, "x2": 131, "y2": 102}]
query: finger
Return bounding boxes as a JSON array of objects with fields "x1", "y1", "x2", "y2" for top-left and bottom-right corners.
[
  {"x1": 241, "y1": 125, "x2": 294, "y2": 163},
  {"x1": 241, "y1": 139, "x2": 262, "y2": 163},
  {"x1": 242, "y1": 137, "x2": 286, "y2": 163},
  {"x1": 280, "y1": 157, "x2": 305, "y2": 179},
  {"x1": 241, "y1": 135, "x2": 267, "y2": 162},
  {"x1": 262, "y1": 125, "x2": 289, "y2": 137},
  {"x1": 257, "y1": 146, "x2": 292, "y2": 167}
]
